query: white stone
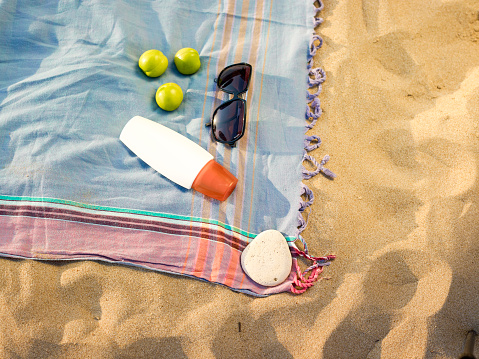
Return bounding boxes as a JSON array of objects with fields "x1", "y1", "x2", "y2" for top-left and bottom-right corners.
[{"x1": 240, "y1": 229, "x2": 293, "y2": 287}]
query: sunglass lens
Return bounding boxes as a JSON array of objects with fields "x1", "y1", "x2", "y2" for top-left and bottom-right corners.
[
  {"x1": 217, "y1": 64, "x2": 251, "y2": 94},
  {"x1": 212, "y1": 100, "x2": 245, "y2": 143}
]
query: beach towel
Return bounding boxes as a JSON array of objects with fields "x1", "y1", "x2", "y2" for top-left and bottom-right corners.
[{"x1": 0, "y1": 0, "x2": 334, "y2": 296}]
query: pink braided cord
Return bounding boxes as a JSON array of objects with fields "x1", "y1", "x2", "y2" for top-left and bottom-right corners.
[
  {"x1": 291, "y1": 261, "x2": 324, "y2": 294},
  {"x1": 290, "y1": 252, "x2": 335, "y2": 294},
  {"x1": 291, "y1": 247, "x2": 336, "y2": 263}
]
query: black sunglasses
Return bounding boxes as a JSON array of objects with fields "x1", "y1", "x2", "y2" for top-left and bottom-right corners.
[{"x1": 206, "y1": 63, "x2": 252, "y2": 147}]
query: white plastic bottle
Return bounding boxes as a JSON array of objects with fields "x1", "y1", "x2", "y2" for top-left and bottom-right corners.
[{"x1": 120, "y1": 116, "x2": 237, "y2": 201}]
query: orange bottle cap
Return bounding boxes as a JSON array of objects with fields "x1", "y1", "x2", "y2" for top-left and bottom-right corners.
[{"x1": 192, "y1": 160, "x2": 238, "y2": 201}]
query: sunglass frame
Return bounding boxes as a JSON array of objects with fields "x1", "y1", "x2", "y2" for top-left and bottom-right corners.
[
  {"x1": 210, "y1": 98, "x2": 247, "y2": 147},
  {"x1": 207, "y1": 62, "x2": 252, "y2": 147}
]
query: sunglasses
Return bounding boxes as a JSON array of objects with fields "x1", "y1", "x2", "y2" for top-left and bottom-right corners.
[{"x1": 206, "y1": 63, "x2": 252, "y2": 147}]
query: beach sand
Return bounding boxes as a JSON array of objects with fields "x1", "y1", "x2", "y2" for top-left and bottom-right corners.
[{"x1": 1, "y1": 0, "x2": 479, "y2": 357}]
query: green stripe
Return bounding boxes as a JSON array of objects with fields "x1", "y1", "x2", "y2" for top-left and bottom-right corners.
[{"x1": 0, "y1": 195, "x2": 296, "y2": 242}]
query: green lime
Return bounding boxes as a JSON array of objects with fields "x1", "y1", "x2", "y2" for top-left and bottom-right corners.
[
  {"x1": 139, "y1": 49, "x2": 168, "y2": 77},
  {"x1": 174, "y1": 48, "x2": 201, "y2": 75},
  {"x1": 155, "y1": 83, "x2": 183, "y2": 111}
]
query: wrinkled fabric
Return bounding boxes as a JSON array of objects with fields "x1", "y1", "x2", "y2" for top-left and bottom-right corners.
[{"x1": 0, "y1": 0, "x2": 312, "y2": 296}]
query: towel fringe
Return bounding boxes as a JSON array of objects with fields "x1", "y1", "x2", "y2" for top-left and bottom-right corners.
[
  {"x1": 291, "y1": 259, "x2": 329, "y2": 294},
  {"x1": 291, "y1": 0, "x2": 335, "y2": 295},
  {"x1": 303, "y1": 153, "x2": 336, "y2": 179}
]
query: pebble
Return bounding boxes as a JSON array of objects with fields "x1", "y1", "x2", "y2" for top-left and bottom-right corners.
[{"x1": 240, "y1": 229, "x2": 293, "y2": 287}]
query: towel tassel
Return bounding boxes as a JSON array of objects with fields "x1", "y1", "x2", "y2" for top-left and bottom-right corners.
[
  {"x1": 293, "y1": 0, "x2": 336, "y2": 294},
  {"x1": 290, "y1": 237, "x2": 335, "y2": 294}
]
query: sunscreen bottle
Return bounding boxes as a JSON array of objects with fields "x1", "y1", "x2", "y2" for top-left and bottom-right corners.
[{"x1": 120, "y1": 116, "x2": 237, "y2": 201}]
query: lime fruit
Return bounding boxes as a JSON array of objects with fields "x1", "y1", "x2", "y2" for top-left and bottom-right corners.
[
  {"x1": 155, "y1": 83, "x2": 183, "y2": 111},
  {"x1": 174, "y1": 48, "x2": 201, "y2": 75},
  {"x1": 138, "y1": 49, "x2": 168, "y2": 77}
]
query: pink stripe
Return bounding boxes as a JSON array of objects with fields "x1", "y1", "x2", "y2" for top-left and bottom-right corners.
[
  {"x1": 185, "y1": 0, "x2": 224, "y2": 274},
  {"x1": 191, "y1": 225, "x2": 212, "y2": 276},
  {"x1": 209, "y1": 240, "x2": 225, "y2": 283},
  {"x1": 0, "y1": 214, "x2": 292, "y2": 295},
  {"x1": 199, "y1": 235, "x2": 219, "y2": 281},
  {"x1": 246, "y1": 0, "x2": 274, "y2": 234},
  {"x1": 0, "y1": 214, "x2": 190, "y2": 271},
  {"x1": 213, "y1": 241, "x2": 232, "y2": 285},
  {"x1": 223, "y1": 248, "x2": 242, "y2": 288}
]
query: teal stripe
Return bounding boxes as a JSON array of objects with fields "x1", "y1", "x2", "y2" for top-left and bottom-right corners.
[{"x1": 0, "y1": 195, "x2": 296, "y2": 242}]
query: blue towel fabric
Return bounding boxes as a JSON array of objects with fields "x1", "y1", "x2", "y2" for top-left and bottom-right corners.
[{"x1": 0, "y1": 0, "x2": 333, "y2": 296}]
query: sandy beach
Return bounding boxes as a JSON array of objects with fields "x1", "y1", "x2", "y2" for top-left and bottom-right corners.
[{"x1": 1, "y1": 0, "x2": 479, "y2": 357}]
